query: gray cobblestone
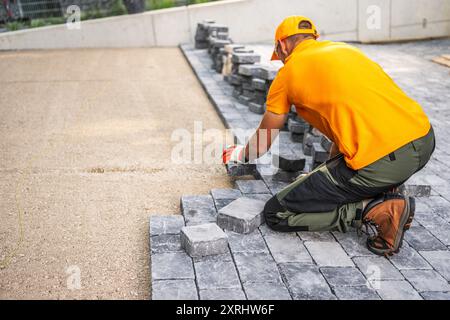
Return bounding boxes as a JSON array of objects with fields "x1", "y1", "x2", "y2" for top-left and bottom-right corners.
[
  {"x1": 305, "y1": 242, "x2": 354, "y2": 267},
  {"x1": 333, "y1": 231, "x2": 373, "y2": 257},
  {"x1": 402, "y1": 269, "x2": 450, "y2": 292},
  {"x1": 152, "y1": 279, "x2": 198, "y2": 300},
  {"x1": 181, "y1": 223, "x2": 229, "y2": 258},
  {"x1": 210, "y1": 188, "x2": 242, "y2": 200},
  {"x1": 217, "y1": 197, "x2": 266, "y2": 234},
  {"x1": 150, "y1": 215, "x2": 185, "y2": 236},
  {"x1": 233, "y1": 252, "x2": 282, "y2": 284},
  {"x1": 181, "y1": 195, "x2": 217, "y2": 225},
  {"x1": 399, "y1": 184, "x2": 431, "y2": 197},
  {"x1": 388, "y1": 242, "x2": 432, "y2": 270},
  {"x1": 226, "y1": 229, "x2": 269, "y2": 254},
  {"x1": 264, "y1": 232, "x2": 313, "y2": 264},
  {"x1": 199, "y1": 288, "x2": 246, "y2": 300},
  {"x1": 248, "y1": 102, "x2": 265, "y2": 114},
  {"x1": 320, "y1": 267, "x2": 367, "y2": 287},
  {"x1": 178, "y1": 40, "x2": 450, "y2": 300},
  {"x1": 298, "y1": 231, "x2": 335, "y2": 242},
  {"x1": 311, "y1": 142, "x2": 328, "y2": 164},
  {"x1": 279, "y1": 263, "x2": 336, "y2": 300},
  {"x1": 333, "y1": 286, "x2": 380, "y2": 300},
  {"x1": 244, "y1": 193, "x2": 272, "y2": 202},
  {"x1": 243, "y1": 282, "x2": 292, "y2": 300},
  {"x1": 235, "y1": 180, "x2": 270, "y2": 194},
  {"x1": 193, "y1": 251, "x2": 234, "y2": 263},
  {"x1": 232, "y1": 52, "x2": 261, "y2": 64},
  {"x1": 404, "y1": 225, "x2": 447, "y2": 251},
  {"x1": 353, "y1": 256, "x2": 403, "y2": 280},
  {"x1": 225, "y1": 163, "x2": 257, "y2": 176},
  {"x1": 423, "y1": 195, "x2": 450, "y2": 223},
  {"x1": 420, "y1": 291, "x2": 450, "y2": 300},
  {"x1": 152, "y1": 252, "x2": 195, "y2": 280},
  {"x1": 374, "y1": 281, "x2": 423, "y2": 300},
  {"x1": 419, "y1": 250, "x2": 450, "y2": 281},
  {"x1": 194, "y1": 259, "x2": 241, "y2": 290},
  {"x1": 415, "y1": 213, "x2": 450, "y2": 245}
]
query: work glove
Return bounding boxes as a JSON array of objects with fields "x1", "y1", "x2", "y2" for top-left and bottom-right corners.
[{"x1": 222, "y1": 145, "x2": 247, "y2": 165}]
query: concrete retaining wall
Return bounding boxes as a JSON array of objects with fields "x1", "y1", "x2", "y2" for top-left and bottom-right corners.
[{"x1": 0, "y1": 0, "x2": 449, "y2": 50}]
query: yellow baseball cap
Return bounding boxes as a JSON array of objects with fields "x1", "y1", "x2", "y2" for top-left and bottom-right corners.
[{"x1": 271, "y1": 16, "x2": 319, "y2": 61}]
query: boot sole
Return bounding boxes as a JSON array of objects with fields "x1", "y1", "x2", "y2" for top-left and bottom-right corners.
[{"x1": 367, "y1": 196, "x2": 415, "y2": 256}]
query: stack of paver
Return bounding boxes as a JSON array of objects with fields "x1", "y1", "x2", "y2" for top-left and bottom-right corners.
[{"x1": 228, "y1": 48, "x2": 261, "y2": 102}]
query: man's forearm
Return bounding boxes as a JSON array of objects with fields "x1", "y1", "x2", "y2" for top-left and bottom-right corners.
[
  {"x1": 244, "y1": 127, "x2": 279, "y2": 161},
  {"x1": 242, "y1": 111, "x2": 288, "y2": 162}
]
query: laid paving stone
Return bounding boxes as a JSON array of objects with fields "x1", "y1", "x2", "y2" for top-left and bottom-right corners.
[
  {"x1": 150, "y1": 234, "x2": 183, "y2": 253},
  {"x1": 251, "y1": 78, "x2": 267, "y2": 91},
  {"x1": 374, "y1": 280, "x2": 423, "y2": 300},
  {"x1": 210, "y1": 188, "x2": 242, "y2": 200},
  {"x1": 181, "y1": 195, "x2": 217, "y2": 225},
  {"x1": 194, "y1": 259, "x2": 241, "y2": 290},
  {"x1": 290, "y1": 132, "x2": 304, "y2": 143},
  {"x1": 311, "y1": 142, "x2": 329, "y2": 164},
  {"x1": 320, "y1": 267, "x2": 367, "y2": 287},
  {"x1": 279, "y1": 263, "x2": 336, "y2": 300},
  {"x1": 423, "y1": 195, "x2": 450, "y2": 223},
  {"x1": 333, "y1": 286, "x2": 380, "y2": 300},
  {"x1": 401, "y1": 269, "x2": 450, "y2": 292},
  {"x1": 254, "y1": 65, "x2": 279, "y2": 80},
  {"x1": 235, "y1": 179, "x2": 270, "y2": 194},
  {"x1": 263, "y1": 179, "x2": 290, "y2": 195},
  {"x1": 150, "y1": 215, "x2": 185, "y2": 236},
  {"x1": 388, "y1": 242, "x2": 431, "y2": 270},
  {"x1": 238, "y1": 64, "x2": 262, "y2": 76},
  {"x1": 180, "y1": 223, "x2": 228, "y2": 258},
  {"x1": 404, "y1": 225, "x2": 447, "y2": 251},
  {"x1": 353, "y1": 256, "x2": 403, "y2": 281},
  {"x1": 233, "y1": 252, "x2": 283, "y2": 284},
  {"x1": 259, "y1": 223, "x2": 294, "y2": 237},
  {"x1": 333, "y1": 231, "x2": 373, "y2": 257},
  {"x1": 226, "y1": 229, "x2": 269, "y2": 254},
  {"x1": 320, "y1": 135, "x2": 333, "y2": 152},
  {"x1": 399, "y1": 184, "x2": 431, "y2": 197},
  {"x1": 243, "y1": 282, "x2": 292, "y2": 300},
  {"x1": 421, "y1": 291, "x2": 450, "y2": 300},
  {"x1": 151, "y1": 252, "x2": 195, "y2": 280},
  {"x1": 248, "y1": 102, "x2": 265, "y2": 114},
  {"x1": 264, "y1": 232, "x2": 313, "y2": 264},
  {"x1": 419, "y1": 250, "x2": 450, "y2": 280},
  {"x1": 304, "y1": 242, "x2": 354, "y2": 267},
  {"x1": 152, "y1": 279, "x2": 198, "y2": 300},
  {"x1": 199, "y1": 288, "x2": 246, "y2": 300},
  {"x1": 298, "y1": 231, "x2": 335, "y2": 242},
  {"x1": 217, "y1": 197, "x2": 266, "y2": 234}
]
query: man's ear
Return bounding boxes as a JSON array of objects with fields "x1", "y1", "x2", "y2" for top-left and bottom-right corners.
[{"x1": 279, "y1": 39, "x2": 289, "y2": 56}]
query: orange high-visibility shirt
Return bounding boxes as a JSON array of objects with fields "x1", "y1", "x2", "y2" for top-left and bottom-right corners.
[{"x1": 266, "y1": 39, "x2": 431, "y2": 170}]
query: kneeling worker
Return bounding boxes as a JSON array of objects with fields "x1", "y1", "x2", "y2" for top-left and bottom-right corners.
[{"x1": 223, "y1": 16, "x2": 435, "y2": 256}]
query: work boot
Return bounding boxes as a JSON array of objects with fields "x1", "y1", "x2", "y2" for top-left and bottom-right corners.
[{"x1": 360, "y1": 193, "x2": 415, "y2": 256}]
